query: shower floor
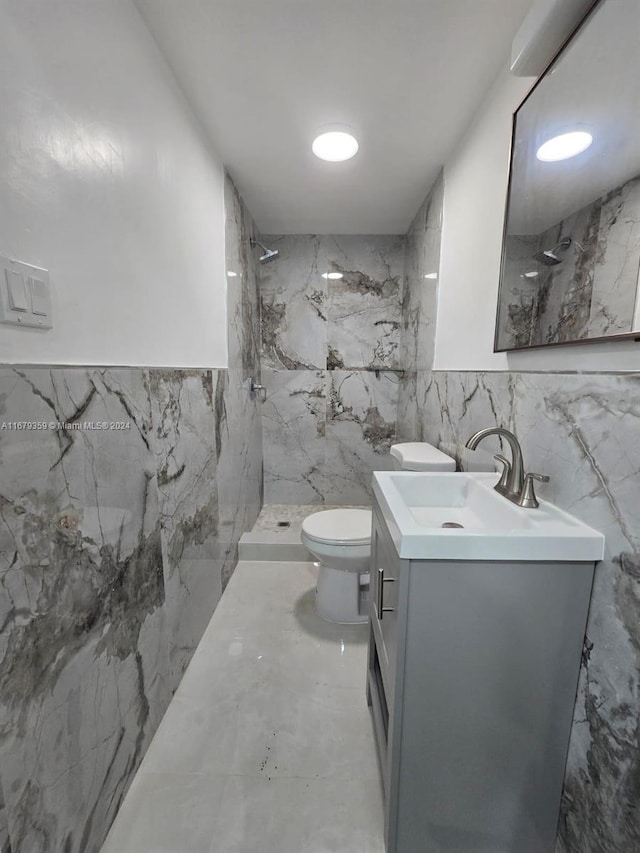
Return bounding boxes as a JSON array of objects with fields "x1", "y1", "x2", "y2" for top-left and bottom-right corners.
[
  {"x1": 240, "y1": 503, "x2": 370, "y2": 562},
  {"x1": 254, "y1": 503, "x2": 369, "y2": 533}
]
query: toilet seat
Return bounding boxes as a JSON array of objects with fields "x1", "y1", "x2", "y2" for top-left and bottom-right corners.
[{"x1": 301, "y1": 509, "x2": 372, "y2": 546}]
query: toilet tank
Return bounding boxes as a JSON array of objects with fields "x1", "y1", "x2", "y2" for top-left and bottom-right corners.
[{"x1": 390, "y1": 442, "x2": 456, "y2": 472}]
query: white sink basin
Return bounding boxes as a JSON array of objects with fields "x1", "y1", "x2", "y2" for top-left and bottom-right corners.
[{"x1": 373, "y1": 471, "x2": 605, "y2": 561}]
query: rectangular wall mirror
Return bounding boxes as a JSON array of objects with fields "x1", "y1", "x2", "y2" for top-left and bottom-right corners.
[{"x1": 495, "y1": 0, "x2": 640, "y2": 352}]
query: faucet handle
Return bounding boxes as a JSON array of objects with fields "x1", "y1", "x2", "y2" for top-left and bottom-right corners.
[
  {"x1": 517, "y1": 472, "x2": 550, "y2": 509},
  {"x1": 493, "y1": 454, "x2": 511, "y2": 496}
]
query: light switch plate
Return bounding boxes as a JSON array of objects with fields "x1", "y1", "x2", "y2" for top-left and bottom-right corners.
[
  {"x1": 5, "y1": 270, "x2": 29, "y2": 311},
  {"x1": 0, "y1": 255, "x2": 52, "y2": 329}
]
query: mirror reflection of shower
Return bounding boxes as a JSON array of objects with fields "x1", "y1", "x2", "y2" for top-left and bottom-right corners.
[
  {"x1": 250, "y1": 238, "x2": 279, "y2": 263},
  {"x1": 532, "y1": 236, "x2": 572, "y2": 266}
]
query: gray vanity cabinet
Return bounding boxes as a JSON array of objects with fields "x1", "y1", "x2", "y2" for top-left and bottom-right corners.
[{"x1": 367, "y1": 497, "x2": 597, "y2": 853}]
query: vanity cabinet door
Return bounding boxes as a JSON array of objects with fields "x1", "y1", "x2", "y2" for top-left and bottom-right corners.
[{"x1": 370, "y1": 509, "x2": 400, "y2": 705}]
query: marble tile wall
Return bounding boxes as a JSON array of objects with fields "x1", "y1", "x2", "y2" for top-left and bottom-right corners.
[
  {"x1": 0, "y1": 368, "x2": 170, "y2": 853},
  {"x1": 0, "y1": 173, "x2": 263, "y2": 853},
  {"x1": 220, "y1": 172, "x2": 263, "y2": 583},
  {"x1": 0, "y1": 366, "x2": 262, "y2": 853},
  {"x1": 0, "y1": 779, "x2": 10, "y2": 853},
  {"x1": 398, "y1": 172, "x2": 444, "y2": 374},
  {"x1": 260, "y1": 234, "x2": 405, "y2": 505},
  {"x1": 148, "y1": 369, "x2": 221, "y2": 689},
  {"x1": 397, "y1": 173, "x2": 444, "y2": 441},
  {"x1": 398, "y1": 369, "x2": 640, "y2": 852},
  {"x1": 261, "y1": 367, "x2": 399, "y2": 505}
]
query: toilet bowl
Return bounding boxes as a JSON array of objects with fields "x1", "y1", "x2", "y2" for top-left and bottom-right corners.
[
  {"x1": 301, "y1": 443, "x2": 455, "y2": 623},
  {"x1": 301, "y1": 508, "x2": 372, "y2": 623}
]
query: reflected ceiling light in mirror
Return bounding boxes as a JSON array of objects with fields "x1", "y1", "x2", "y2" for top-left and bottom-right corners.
[
  {"x1": 424, "y1": 273, "x2": 438, "y2": 280},
  {"x1": 521, "y1": 271, "x2": 539, "y2": 278},
  {"x1": 536, "y1": 130, "x2": 593, "y2": 162},
  {"x1": 226, "y1": 270, "x2": 238, "y2": 277},
  {"x1": 322, "y1": 272, "x2": 343, "y2": 280},
  {"x1": 312, "y1": 131, "x2": 359, "y2": 162}
]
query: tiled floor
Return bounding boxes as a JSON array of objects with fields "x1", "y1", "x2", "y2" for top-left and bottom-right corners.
[{"x1": 101, "y1": 561, "x2": 385, "y2": 853}]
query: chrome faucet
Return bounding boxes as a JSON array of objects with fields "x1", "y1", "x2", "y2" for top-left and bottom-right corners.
[
  {"x1": 465, "y1": 427, "x2": 549, "y2": 508},
  {"x1": 465, "y1": 427, "x2": 524, "y2": 500}
]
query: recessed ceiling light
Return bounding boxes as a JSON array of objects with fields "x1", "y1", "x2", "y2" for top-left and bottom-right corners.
[
  {"x1": 322, "y1": 272, "x2": 343, "y2": 280},
  {"x1": 226, "y1": 270, "x2": 238, "y2": 277},
  {"x1": 536, "y1": 131, "x2": 593, "y2": 162},
  {"x1": 312, "y1": 131, "x2": 359, "y2": 162},
  {"x1": 424, "y1": 273, "x2": 438, "y2": 280}
]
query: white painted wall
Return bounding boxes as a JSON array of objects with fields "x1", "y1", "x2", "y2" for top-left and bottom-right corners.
[
  {"x1": 0, "y1": 0, "x2": 227, "y2": 367},
  {"x1": 434, "y1": 64, "x2": 640, "y2": 372}
]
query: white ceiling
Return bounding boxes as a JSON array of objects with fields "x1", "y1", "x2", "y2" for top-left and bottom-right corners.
[{"x1": 135, "y1": 0, "x2": 534, "y2": 234}]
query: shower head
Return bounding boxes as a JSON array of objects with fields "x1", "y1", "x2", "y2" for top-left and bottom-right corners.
[
  {"x1": 250, "y1": 238, "x2": 279, "y2": 264},
  {"x1": 260, "y1": 248, "x2": 279, "y2": 264},
  {"x1": 534, "y1": 250, "x2": 563, "y2": 267},
  {"x1": 533, "y1": 237, "x2": 572, "y2": 266}
]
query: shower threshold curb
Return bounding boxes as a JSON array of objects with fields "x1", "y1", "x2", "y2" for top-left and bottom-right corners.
[{"x1": 238, "y1": 530, "x2": 313, "y2": 563}]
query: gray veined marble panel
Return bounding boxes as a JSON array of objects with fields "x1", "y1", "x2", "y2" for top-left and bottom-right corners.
[
  {"x1": 399, "y1": 172, "x2": 443, "y2": 373},
  {"x1": 397, "y1": 174, "x2": 443, "y2": 443},
  {"x1": 498, "y1": 233, "x2": 546, "y2": 349},
  {"x1": 534, "y1": 204, "x2": 598, "y2": 345},
  {"x1": 587, "y1": 175, "x2": 640, "y2": 338},
  {"x1": 0, "y1": 778, "x2": 11, "y2": 853},
  {"x1": 220, "y1": 173, "x2": 264, "y2": 586},
  {"x1": 259, "y1": 233, "x2": 406, "y2": 373},
  {"x1": 396, "y1": 369, "x2": 418, "y2": 443},
  {"x1": 215, "y1": 369, "x2": 264, "y2": 585},
  {"x1": 325, "y1": 235, "x2": 405, "y2": 371},
  {"x1": 148, "y1": 369, "x2": 221, "y2": 691},
  {"x1": 260, "y1": 235, "x2": 328, "y2": 370},
  {"x1": 416, "y1": 370, "x2": 518, "y2": 453},
  {"x1": 499, "y1": 172, "x2": 640, "y2": 349},
  {"x1": 258, "y1": 234, "x2": 404, "y2": 506},
  {"x1": 323, "y1": 370, "x2": 399, "y2": 505},
  {"x1": 261, "y1": 368, "x2": 327, "y2": 505},
  {"x1": 405, "y1": 369, "x2": 640, "y2": 852},
  {"x1": 0, "y1": 368, "x2": 170, "y2": 853},
  {"x1": 225, "y1": 172, "x2": 262, "y2": 377}
]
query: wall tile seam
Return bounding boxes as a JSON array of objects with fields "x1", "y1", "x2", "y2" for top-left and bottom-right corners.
[
  {"x1": 0, "y1": 364, "x2": 227, "y2": 371},
  {"x1": 426, "y1": 369, "x2": 640, "y2": 377}
]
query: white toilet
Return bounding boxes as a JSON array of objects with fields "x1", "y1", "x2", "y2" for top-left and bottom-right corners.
[{"x1": 301, "y1": 442, "x2": 456, "y2": 623}]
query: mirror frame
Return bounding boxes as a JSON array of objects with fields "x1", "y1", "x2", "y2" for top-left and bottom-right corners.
[{"x1": 494, "y1": 0, "x2": 640, "y2": 353}]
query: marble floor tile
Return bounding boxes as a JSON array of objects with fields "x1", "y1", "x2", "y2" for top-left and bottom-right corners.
[
  {"x1": 101, "y1": 561, "x2": 384, "y2": 853},
  {"x1": 204, "y1": 775, "x2": 385, "y2": 853},
  {"x1": 139, "y1": 684, "x2": 378, "y2": 781},
  {"x1": 100, "y1": 773, "x2": 224, "y2": 853},
  {"x1": 102, "y1": 773, "x2": 385, "y2": 853}
]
